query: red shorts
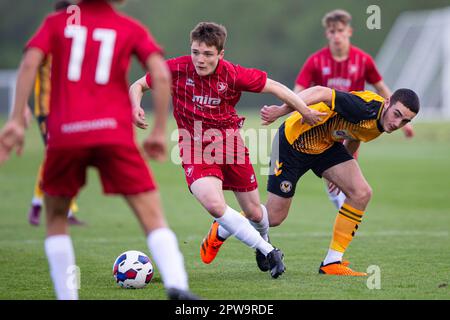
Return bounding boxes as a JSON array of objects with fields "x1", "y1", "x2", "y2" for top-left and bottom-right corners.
[
  {"x1": 180, "y1": 142, "x2": 258, "y2": 192},
  {"x1": 42, "y1": 145, "x2": 157, "y2": 197}
]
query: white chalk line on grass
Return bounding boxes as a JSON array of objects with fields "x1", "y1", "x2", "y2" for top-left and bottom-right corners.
[{"x1": 1, "y1": 230, "x2": 447, "y2": 245}]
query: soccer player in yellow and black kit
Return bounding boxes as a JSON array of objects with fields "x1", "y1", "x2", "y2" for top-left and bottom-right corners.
[
  {"x1": 258, "y1": 86, "x2": 419, "y2": 275},
  {"x1": 27, "y1": 0, "x2": 85, "y2": 226}
]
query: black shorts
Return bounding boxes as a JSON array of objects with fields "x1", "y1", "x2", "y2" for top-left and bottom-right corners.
[{"x1": 267, "y1": 123, "x2": 353, "y2": 198}]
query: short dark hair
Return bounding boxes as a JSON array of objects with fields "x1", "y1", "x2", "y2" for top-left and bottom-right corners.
[
  {"x1": 322, "y1": 9, "x2": 352, "y2": 28},
  {"x1": 54, "y1": 0, "x2": 72, "y2": 11},
  {"x1": 390, "y1": 88, "x2": 420, "y2": 114},
  {"x1": 190, "y1": 22, "x2": 227, "y2": 52}
]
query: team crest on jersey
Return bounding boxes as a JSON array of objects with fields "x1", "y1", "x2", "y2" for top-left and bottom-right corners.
[
  {"x1": 280, "y1": 181, "x2": 292, "y2": 193},
  {"x1": 349, "y1": 64, "x2": 358, "y2": 74},
  {"x1": 186, "y1": 78, "x2": 195, "y2": 86},
  {"x1": 217, "y1": 82, "x2": 228, "y2": 93},
  {"x1": 332, "y1": 130, "x2": 354, "y2": 140},
  {"x1": 322, "y1": 67, "x2": 331, "y2": 76},
  {"x1": 185, "y1": 166, "x2": 194, "y2": 177}
]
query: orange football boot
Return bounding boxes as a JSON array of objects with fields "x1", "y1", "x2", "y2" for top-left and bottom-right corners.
[
  {"x1": 200, "y1": 221, "x2": 225, "y2": 264},
  {"x1": 319, "y1": 261, "x2": 367, "y2": 276}
]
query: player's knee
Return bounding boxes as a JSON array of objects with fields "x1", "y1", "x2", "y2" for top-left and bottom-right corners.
[
  {"x1": 203, "y1": 199, "x2": 227, "y2": 218},
  {"x1": 351, "y1": 184, "x2": 372, "y2": 205}
]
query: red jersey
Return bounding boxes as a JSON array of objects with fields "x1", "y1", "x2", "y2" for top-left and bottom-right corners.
[
  {"x1": 146, "y1": 56, "x2": 267, "y2": 147},
  {"x1": 26, "y1": 0, "x2": 163, "y2": 149},
  {"x1": 295, "y1": 46, "x2": 382, "y2": 92}
]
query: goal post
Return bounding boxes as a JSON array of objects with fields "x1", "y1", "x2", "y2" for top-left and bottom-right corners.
[{"x1": 375, "y1": 6, "x2": 450, "y2": 120}]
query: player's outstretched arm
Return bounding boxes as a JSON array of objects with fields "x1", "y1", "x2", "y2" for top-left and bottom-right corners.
[
  {"x1": 142, "y1": 53, "x2": 171, "y2": 162},
  {"x1": 0, "y1": 48, "x2": 43, "y2": 165},
  {"x1": 261, "y1": 79, "x2": 327, "y2": 126},
  {"x1": 260, "y1": 104, "x2": 292, "y2": 125},
  {"x1": 129, "y1": 75, "x2": 151, "y2": 130}
]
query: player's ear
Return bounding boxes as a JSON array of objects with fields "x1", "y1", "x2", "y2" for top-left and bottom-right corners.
[
  {"x1": 384, "y1": 97, "x2": 390, "y2": 108},
  {"x1": 219, "y1": 49, "x2": 225, "y2": 59},
  {"x1": 348, "y1": 26, "x2": 353, "y2": 37}
]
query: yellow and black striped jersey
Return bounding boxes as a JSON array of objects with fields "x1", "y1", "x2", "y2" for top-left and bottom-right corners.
[
  {"x1": 34, "y1": 55, "x2": 52, "y2": 117},
  {"x1": 284, "y1": 90, "x2": 385, "y2": 154}
]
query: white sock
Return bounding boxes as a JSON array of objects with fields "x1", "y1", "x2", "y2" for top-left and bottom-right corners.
[
  {"x1": 147, "y1": 228, "x2": 188, "y2": 291},
  {"x1": 67, "y1": 210, "x2": 73, "y2": 218},
  {"x1": 44, "y1": 235, "x2": 78, "y2": 300},
  {"x1": 217, "y1": 224, "x2": 231, "y2": 240},
  {"x1": 327, "y1": 189, "x2": 346, "y2": 210},
  {"x1": 216, "y1": 204, "x2": 269, "y2": 241},
  {"x1": 323, "y1": 248, "x2": 344, "y2": 265},
  {"x1": 32, "y1": 197, "x2": 43, "y2": 206},
  {"x1": 215, "y1": 206, "x2": 274, "y2": 255},
  {"x1": 249, "y1": 204, "x2": 269, "y2": 241}
]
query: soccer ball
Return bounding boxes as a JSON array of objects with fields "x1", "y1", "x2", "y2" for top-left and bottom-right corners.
[{"x1": 112, "y1": 250, "x2": 154, "y2": 289}]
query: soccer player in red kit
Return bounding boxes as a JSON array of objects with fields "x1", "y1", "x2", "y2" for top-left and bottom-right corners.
[
  {"x1": 262, "y1": 9, "x2": 414, "y2": 210},
  {"x1": 130, "y1": 22, "x2": 326, "y2": 278},
  {"x1": 0, "y1": 0, "x2": 197, "y2": 300}
]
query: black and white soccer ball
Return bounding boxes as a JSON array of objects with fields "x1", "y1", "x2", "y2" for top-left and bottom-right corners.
[{"x1": 112, "y1": 250, "x2": 154, "y2": 289}]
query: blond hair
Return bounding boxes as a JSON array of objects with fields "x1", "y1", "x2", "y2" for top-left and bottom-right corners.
[{"x1": 322, "y1": 9, "x2": 352, "y2": 28}]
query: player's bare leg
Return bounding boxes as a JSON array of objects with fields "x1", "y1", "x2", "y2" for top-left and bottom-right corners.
[
  {"x1": 319, "y1": 159, "x2": 372, "y2": 276},
  {"x1": 44, "y1": 195, "x2": 77, "y2": 300},
  {"x1": 125, "y1": 191, "x2": 198, "y2": 299},
  {"x1": 265, "y1": 192, "x2": 293, "y2": 227},
  {"x1": 28, "y1": 165, "x2": 45, "y2": 226},
  {"x1": 192, "y1": 177, "x2": 285, "y2": 278}
]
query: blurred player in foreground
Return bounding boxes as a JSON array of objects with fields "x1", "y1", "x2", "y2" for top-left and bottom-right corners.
[{"x1": 0, "y1": 0, "x2": 197, "y2": 300}]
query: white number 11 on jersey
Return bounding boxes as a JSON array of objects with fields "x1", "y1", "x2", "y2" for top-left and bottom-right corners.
[{"x1": 64, "y1": 25, "x2": 117, "y2": 85}]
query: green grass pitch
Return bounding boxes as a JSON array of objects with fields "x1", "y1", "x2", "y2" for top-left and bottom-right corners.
[{"x1": 0, "y1": 112, "x2": 449, "y2": 299}]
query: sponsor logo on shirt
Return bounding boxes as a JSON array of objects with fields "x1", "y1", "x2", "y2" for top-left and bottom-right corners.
[
  {"x1": 192, "y1": 95, "x2": 221, "y2": 106},
  {"x1": 327, "y1": 78, "x2": 351, "y2": 91},
  {"x1": 186, "y1": 78, "x2": 195, "y2": 86},
  {"x1": 61, "y1": 118, "x2": 117, "y2": 134}
]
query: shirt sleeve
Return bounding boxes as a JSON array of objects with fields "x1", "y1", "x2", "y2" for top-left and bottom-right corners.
[
  {"x1": 332, "y1": 90, "x2": 383, "y2": 123},
  {"x1": 25, "y1": 16, "x2": 53, "y2": 54},
  {"x1": 133, "y1": 22, "x2": 164, "y2": 67},
  {"x1": 295, "y1": 55, "x2": 315, "y2": 88},
  {"x1": 234, "y1": 64, "x2": 267, "y2": 92},
  {"x1": 364, "y1": 55, "x2": 382, "y2": 84}
]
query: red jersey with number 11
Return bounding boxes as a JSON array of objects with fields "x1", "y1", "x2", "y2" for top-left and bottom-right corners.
[{"x1": 26, "y1": 0, "x2": 163, "y2": 149}]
